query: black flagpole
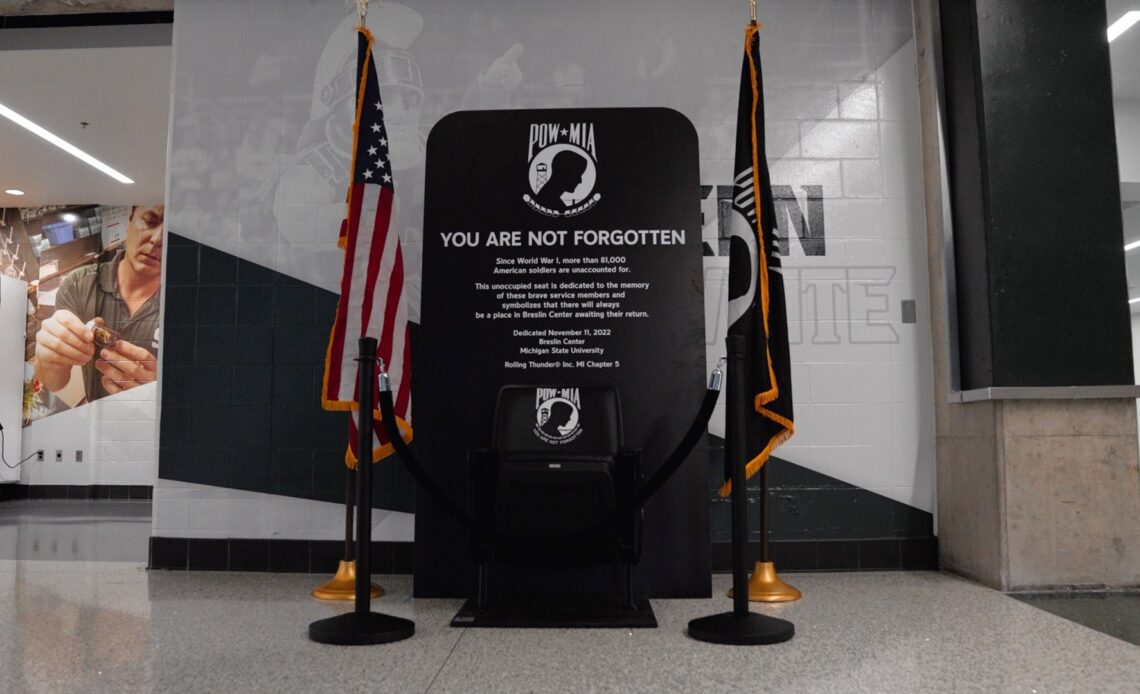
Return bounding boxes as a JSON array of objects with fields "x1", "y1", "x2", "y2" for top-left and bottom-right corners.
[
  {"x1": 309, "y1": 337, "x2": 414, "y2": 645},
  {"x1": 729, "y1": 337, "x2": 750, "y2": 618},
  {"x1": 687, "y1": 335, "x2": 793, "y2": 645},
  {"x1": 309, "y1": 464, "x2": 370, "y2": 600},
  {"x1": 352, "y1": 342, "x2": 374, "y2": 620},
  {"x1": 760, "y1": 465, "x2": 769, "y2": 562},
  {"x1": 311, "y1": 438, "x2": 389, "y2": 600}
]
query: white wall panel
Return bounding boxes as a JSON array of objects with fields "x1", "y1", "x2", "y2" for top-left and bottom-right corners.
[
  {"x1": 162, "y1": 0, "x2": 936, "y2": 542},
  {"x1": 20, "y1": 383, "x2": 158, "y2": 486},
  {"x1": 152, "y1": 478, "x2": 412, "y2": 541},
  {"x1": 0, "y1": 276, "x2": 26, "y2": 483}
]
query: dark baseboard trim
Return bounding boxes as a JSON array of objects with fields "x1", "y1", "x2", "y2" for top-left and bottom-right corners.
[
  {"x1": 0, "y1": 11, "x2": 173, "y2": 29},
  {"x1": 712, "y1": 537, "x2": 939, "y2": 572},
  {"x1": 149, "y1": 537, "x2": 414, "y2": 574},
  {"x1": 0, "y1": 484, "x2": 153, "y2": 502},
  {"x1": 149, "y1": 536, "x2": 938, "y2": 573}
]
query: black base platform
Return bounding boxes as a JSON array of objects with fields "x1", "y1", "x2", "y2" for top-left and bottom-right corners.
[
  {"x1": 686, "y1": 611, "x2": 794, "y2": 645},
  {"x1": 451, "y1": 594, "x2": 656, "y2": 628},
  {"x1": 308, "y1": 612, "x2": 415, "y2": 645}
]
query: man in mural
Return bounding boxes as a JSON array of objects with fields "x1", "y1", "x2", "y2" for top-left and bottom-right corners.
[{"x1": 33, "y1": 206, "x2": 164, "y2": 402}]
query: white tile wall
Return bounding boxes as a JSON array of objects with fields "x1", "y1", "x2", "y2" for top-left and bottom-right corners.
[
  {"x1": 851, "y1": 404, "x2": 892, "y2": 446},
  {"x1": 809, "y1": 363, "x2": 894, "y2": 404},
  {"x1": 0, "y1": 276, "x2": 25, "y2": 483},
  {"x1": 152, "y1": 478, "x2": 413, "y2": 541},
  {"x1": 704, "y1": 34, "x2": 935, "y2": 512},
  {"x1": 20, "y1": 382, "x2": 158, "y2": 486},
  {"x1": 800, "y1": 120, "x2": 882, "y2": 159},
  {"x1": 837, "y1": 81, "x2": 879, "y2": 120},
  {"x1": 842, "y1": 159, "x2": 885, "y2": 198}
]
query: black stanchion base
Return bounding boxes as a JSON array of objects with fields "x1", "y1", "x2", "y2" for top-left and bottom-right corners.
[
  {"x1": 686, "y1": 612, "x2": 794, "y2": 645},
  {"x1": 308, "y1": 612, "x2": 415, "y2": 645}
]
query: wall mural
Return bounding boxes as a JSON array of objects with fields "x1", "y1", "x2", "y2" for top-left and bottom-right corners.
[
  {"x1": 0, "y1": 205, "x2": 164, "y2": 425},
  {"x1": 156, "y1": 0, "x2": 935, "y2": 546}
]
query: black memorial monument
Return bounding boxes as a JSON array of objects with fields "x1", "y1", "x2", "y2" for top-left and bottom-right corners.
[{"x1": 415, "y1": 108, "x2": 709, "y2": 599}]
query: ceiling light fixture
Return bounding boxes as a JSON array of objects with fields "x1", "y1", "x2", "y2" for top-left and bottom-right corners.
[
  {"x1": 1131, "y1": 297, "x2": 1140, "y2": 304},
  {"x1": 0, "y1": 102, "x2": 134, "y2": 184},
  {"x1": 61, "y1": 213, "x2": 79, "y2": 223},
  {"x1": 3, "y1": 189, "x2": 24, "y2": 196},
  {"x1": 1125, "y1": 239, "x2": 1140, "y2": 251},
  {"x1": 1108, "y1": 11, "x2": 1140, "y2": 42}
]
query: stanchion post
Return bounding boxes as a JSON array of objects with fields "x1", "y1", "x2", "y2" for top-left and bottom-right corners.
[
  {"x1": 733, "y1": 421, "x2": 802, "y2": 604},
  {"x1": 686, "y1": 335, "x2": 794, "y2": 645},
  {"x1": 728, "y1": 336, "x2": 750, "y2": 618},
  {"x1": 354, "y1": 343, "x2": 374, "y2": 617},
  {"x1": 308, "y1": 338, "x2": 415, "y2": 645},
  {"x1": 311, "y1": 358, "x2": 383, "y2": 602},
  {"x1": 345, "y1": 472, "x2": 355, "y2": 562}
]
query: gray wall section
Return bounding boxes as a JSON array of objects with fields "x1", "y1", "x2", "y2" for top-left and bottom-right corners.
[{"x1": 939, "y1": 0, "x2": 993, "y2": 390}]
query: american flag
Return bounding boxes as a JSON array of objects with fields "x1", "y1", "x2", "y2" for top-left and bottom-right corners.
[{"x1": 322, "y1": 25, "x2": 412, "y2": 466}]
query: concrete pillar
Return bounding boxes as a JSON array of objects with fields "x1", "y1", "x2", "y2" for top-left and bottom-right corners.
[{"x1": 913, "y1": 0, "x2": 1140, "y2": 590}]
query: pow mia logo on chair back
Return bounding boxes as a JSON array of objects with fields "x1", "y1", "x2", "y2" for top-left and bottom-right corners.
[
  {"x1": 533, "y1": 387, "x2": 583, "y2": 444},
  {"x1": 523, "y1": 122, "x2": 601, "y2": 217}
]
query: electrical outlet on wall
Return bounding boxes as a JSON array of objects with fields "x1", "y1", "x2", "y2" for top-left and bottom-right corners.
[
  {"x1": 75, "y1": 450, "x2": 83, "y2": 463},
  {"x1": 54, "y1": 449, "x2": 62, "y2": 462},
  {"x1": 36, "y1": 450, "x2": 44, "y2": 461}
]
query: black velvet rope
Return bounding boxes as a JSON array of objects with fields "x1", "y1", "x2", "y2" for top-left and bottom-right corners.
[
  {"x1": 377, "y1": 391, "x2": 486, "y2": 533},
  {"x1": 378, "y1": 382, "x2": 720, "y2": 548}
]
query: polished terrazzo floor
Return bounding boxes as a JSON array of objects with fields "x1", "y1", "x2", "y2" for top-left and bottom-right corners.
[
  {"x1": 0, "y1": 499, "x2": 151, "y2": 563},
  {"x1": 1014, "y1": 592, "x2": 1140, "y2": 648},
  {"x1": 1, "y1": 501, "x2": 1139, "y2": 692}
]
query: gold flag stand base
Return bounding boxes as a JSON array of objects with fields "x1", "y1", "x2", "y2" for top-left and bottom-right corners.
[
  {"x1": 727, "y1": 561, "x2": 802, "y2": 602},
  {"x1": 311, "y1": 560, "x2": 383, "y2": 601}
]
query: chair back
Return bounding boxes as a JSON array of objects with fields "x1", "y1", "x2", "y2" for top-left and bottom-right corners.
[{"x1": 492, "y1": 386, "x2": 622, "y2": 455}]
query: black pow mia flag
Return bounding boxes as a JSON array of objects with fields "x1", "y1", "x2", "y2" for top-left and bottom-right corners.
[{"x1": 721, "y1": 23, "x2": 795, "y2": 495}]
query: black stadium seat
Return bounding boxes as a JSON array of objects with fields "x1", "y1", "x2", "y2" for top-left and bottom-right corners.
[{"x1": 467, "y1": 385, "x2": 643, "y2": 608}]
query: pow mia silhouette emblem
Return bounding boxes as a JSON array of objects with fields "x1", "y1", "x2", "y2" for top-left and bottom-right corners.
[
  {"x1": 523, "y1": 122, "x2": 601, "y2": 217},
  {"x1": 533, "y1": 387, "x2": 583, "y2": 445}
]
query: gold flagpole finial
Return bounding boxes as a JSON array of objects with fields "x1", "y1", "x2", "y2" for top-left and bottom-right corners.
[{"x1": 749, "y1": 0, "x2": 757, "y2": 24}]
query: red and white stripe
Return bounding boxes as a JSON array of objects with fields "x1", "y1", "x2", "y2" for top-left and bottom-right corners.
[{"x1": 323, "y1": 182, "x2": 411, "y2": 430}]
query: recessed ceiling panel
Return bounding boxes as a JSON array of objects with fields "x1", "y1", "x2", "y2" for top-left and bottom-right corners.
[{"x1": 0, "y1": 45, "x2": 170, "y2": 205}]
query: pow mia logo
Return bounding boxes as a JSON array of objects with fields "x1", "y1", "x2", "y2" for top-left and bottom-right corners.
[
  {"x1": 523, "y1": 122, "x2": 601, "y2": 217},
  {"x1": 533, "y1": 387, "x2": 583, "y2": 445}
]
